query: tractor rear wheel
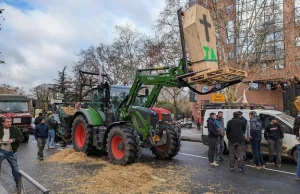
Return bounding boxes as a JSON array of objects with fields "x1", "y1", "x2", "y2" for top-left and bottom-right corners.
[
  {"x1": 151, "y1": 125, "x2": 181, "y2": 160},
  {"x1": 72, "y1": 115, "x2": 98, "y2": 155},
  {"x1": 107, "y1": 125, "x2": 141, "y2": 165}
]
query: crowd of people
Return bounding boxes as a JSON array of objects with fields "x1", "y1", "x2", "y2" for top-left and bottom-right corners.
[
  {"x1": 207, "y1": 110, "x2": 300, "y2": 180},
  {"x1": 0, "y1": 112, "x2": 57, "y2": 188}
]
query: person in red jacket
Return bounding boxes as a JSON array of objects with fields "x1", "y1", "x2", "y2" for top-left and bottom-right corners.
[{"x1": 196, "y1": 114, "x2": 202, "y2": 130}]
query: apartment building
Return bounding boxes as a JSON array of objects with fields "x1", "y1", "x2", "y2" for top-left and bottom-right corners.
[{"x1": 189, "y1": 0, "x2": 300, "y2": 117}]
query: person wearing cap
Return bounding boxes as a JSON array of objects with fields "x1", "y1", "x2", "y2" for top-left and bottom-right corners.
[
  {"x1": 264, "y1": 116, "x2": 284, "y2": 167},
  {"x1": 207, "y1": 112, "x2": 219, "y2": 167},
  {"x1": 226, "y1": 112, "x2": 246, "y2": 172},
  {"x1": 45, "y1": 112, "x2": 56, "y2": 149},
  {"x1": 249, "y1": 111, "x2": 264, "y2": 169}
]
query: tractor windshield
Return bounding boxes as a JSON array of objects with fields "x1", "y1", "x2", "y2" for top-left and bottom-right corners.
[{"x1": 110, "y1": 86, "x2": 130, "y2": 111}]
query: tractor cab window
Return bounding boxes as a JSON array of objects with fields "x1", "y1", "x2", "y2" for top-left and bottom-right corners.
[
  {"x1": 110, "y1": 87, "x2": 130, "y2": 111},
  {"x1": 92, "y1": 89, "x2": 105, "y2": 111}
]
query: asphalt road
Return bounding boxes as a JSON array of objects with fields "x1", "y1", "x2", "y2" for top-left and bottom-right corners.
[{"x1": 1, "y1": 135, "x2": 300, "y2": 193}]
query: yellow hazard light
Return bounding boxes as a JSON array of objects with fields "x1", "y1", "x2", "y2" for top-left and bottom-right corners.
[{"x1": 152, "y1": 135, "x2": 160, "y2": 142}]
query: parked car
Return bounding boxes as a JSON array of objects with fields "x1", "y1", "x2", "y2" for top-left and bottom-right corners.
[{"x1": 202, "y1": 108, "x2": 298, "y2": 162}]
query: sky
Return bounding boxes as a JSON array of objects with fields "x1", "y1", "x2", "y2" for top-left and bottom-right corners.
[{"x1": 0, "y1": 0, "x2": 165, "y2": 91}]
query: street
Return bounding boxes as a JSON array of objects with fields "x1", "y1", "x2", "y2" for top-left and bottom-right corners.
[{"x1": 1, "y1": 135, "x2": 300, "y2": 194}]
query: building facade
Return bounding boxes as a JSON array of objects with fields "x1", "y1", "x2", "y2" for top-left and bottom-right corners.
[{"x1": 190, "y1": 0, "x2": 300, "y2": 117}]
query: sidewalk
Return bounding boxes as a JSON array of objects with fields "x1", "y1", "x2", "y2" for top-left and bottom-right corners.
[
  {"x1": 181, "y1": 126, "x2": 202, "y2": 142},
  {"x1": 0, "y1": 181, "x2": 9, "y2": 194}
]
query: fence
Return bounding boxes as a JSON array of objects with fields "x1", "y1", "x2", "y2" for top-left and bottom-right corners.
[{"x1": 0, "y1": 162, "x2": 50, "y2": 194}]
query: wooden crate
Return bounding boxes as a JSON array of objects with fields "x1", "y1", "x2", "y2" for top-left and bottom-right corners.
[
  {"x1": 183, "y1": 4, "x2": 218, "y2": 73},
  {"x1": 188, "y1": 66, "x2": 248, "y2": 85}
]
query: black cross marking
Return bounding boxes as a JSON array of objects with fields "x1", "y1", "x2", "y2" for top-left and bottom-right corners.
[{"x1": 200, "y1": 14, "x2": 211, "y2": 42}]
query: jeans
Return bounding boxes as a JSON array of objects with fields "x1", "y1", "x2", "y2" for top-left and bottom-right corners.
[
  {"x1": 46, "y1": 129, "x2": 55, "y2": 147},
  {"x1": 229, "y1": 142, "x2": 244, "y2": 168},
  {"x1": 251, "y1": 139, "x2": 264, "y2": 166},
  {"x1": 215, "y1": 136, "x2": 224, "y2": 159},
  {"x1": 208, "y1": 136, "x2": 217, "y2": 163},
  {"x1": 0, "y1": 149, "x2": 19, "y2": 184},
  {"x1": 297, "y1": 144, "x2": 300, "y2": 178},
  {"x1": 37, "y1": 138, "x2": 47, "y2": 158},
  {"x1": 268, "y1": 138, "x2": 282, "y2": 164}
]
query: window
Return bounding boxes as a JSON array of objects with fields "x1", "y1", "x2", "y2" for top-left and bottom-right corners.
[
  {"x1": 226, "y1": 5, "x2": 233, "y2": 14},
  {"x1": 227, "y1": 20, "x2": 234, "y2": 44},
  {"x1": 296, "y1": 0, "x2": 300, "y2": 26},
  {"x1": 201, "y1": 86, "x2": 209, "y2": 93},
  {"x1": 201, "y1": 100, "x2": 209, "y2": 105},
  {"x1": 274, "y1": 59, "x2": 284, "y2": 69},
  {"x1": 249, "y1": 83, "x2": 259, "y2": 91},
  {"x1": 228, "y1": 51, "x2": 234, "y2": 60},
  {"x1": 277, "y1": 120, "x2": 293, "y2": 134},
  {"x1": 296, "y1": 37, "x2": 300, "y2": 47}
]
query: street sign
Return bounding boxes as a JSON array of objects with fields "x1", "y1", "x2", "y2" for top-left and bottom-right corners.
[
  {"x1": 56, "y1": 93, "x2": 64, "y2": 99},
  {"x1": 211, "y1": 93, "x2": 225, "y2": 103},
  {"x1": 53, "y1": 99, "x2": 62, "y2": 103}
]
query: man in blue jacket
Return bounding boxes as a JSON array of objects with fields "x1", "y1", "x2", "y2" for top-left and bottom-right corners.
[
  {"x1": 207, "y1": 112, "x2": 219, "y2": 167},
  {"x1": 214, "y1": 111, "x2": 225, "y2": 161},
  {"x1": 34, "y1": 119, "x2": 49, "y2": 161}
]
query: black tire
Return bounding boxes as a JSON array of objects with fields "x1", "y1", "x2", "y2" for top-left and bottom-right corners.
[
  {"x1": 23, "y1": 136, "x2": 29, "y2": 143},
  {"x1": 151, "y1": 125, "x2": 181, "y2": 160},
  {"x1": 293, "y1": 148, "x2": 298, "y2": 163},
  {"x1": 107, "y1": 124, "x2": 141, "y2": 165},
  {"x1": 72, "y1": 115, "x2": 97, "y2": 155}
]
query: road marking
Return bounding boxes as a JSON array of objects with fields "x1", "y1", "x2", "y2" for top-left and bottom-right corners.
[
  {"x1": 244, "y1": 164, "x2": 296, "y2": 175},
  {"x1": 179, "y1": 152, "x2": 208, "y2": 159},
  {"x1": 31, "y1": 141, "x2": 37, "y2": 143},
  {"x1": 179, "y1": 152, "x2": 297, "y2": 176}
]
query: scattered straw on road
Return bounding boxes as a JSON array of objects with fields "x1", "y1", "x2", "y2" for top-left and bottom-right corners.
[{"x1": 46, "y1": 149, "x2": 191, "y2": 194}]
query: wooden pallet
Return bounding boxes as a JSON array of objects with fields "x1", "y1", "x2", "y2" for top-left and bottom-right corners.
[{"x1": 188, "y1": 66, "x2": 248, "y2": 85}]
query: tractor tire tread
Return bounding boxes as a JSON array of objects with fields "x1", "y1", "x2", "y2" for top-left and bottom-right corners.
[
  {"x1": 72, "y1": 115, "x2": 98, "y2": 155},
  {"x1": 107, "y1": 124, "x2": 140, "y2": 165}
]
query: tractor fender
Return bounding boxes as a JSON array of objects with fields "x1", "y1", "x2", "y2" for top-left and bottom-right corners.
[{"x1": 73, "y1": 108, "x2": 104, "y2": 126}]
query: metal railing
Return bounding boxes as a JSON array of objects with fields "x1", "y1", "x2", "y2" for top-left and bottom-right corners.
[{"x1": 17, "y1": 170, "x2": 51, "y2": 194}]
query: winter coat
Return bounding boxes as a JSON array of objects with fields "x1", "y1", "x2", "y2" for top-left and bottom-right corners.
[
  {"x1": 264, "y1": 123, "x2": 284, "y2": 140},
  {"x1": 207, "y1": 117, "x2": 218, "y2": 138},
  {"x1": 34, "y1": 124, "x2": 49, "y2": 139},
  {"x1": 250, "y1": 116, "x2": 263, "y2": 140},
  {"x1": 0, "y1": 126, "x2": 24, "y2": 153},
  {"x1": 226, "y1": 117, "x2": 246, "y2": 144}
]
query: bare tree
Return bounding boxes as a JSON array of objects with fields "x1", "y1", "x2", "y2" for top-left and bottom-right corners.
[
  {"x1": 0, "y1": 84, "x2": 25, "y2": 95},
  {"x1": 31, "y1": 84, "x2": 52, "y2": 111},
  {"x1": 74, "y1": 24, "x2": 156, "y2": 85}
]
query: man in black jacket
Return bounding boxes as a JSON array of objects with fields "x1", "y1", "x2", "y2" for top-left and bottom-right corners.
[
  {"x1": 207, "y1": 112, "x2": 219, "y2": 167},
  {"x1": 0, "y1": 117, "x2": 24, "y2": 187},
  {"x1": 264, "y1": 116, "x2": 284, "y2": 167},
  {"x1": 34, "y1": 113, "x2": 43, "y2": 125},
  {"x1": 226, "y1": 112, "x2": 246, "y2": 172},
  {"x1": 34, "y1": 119, "x2": 49, "y2": 161}
]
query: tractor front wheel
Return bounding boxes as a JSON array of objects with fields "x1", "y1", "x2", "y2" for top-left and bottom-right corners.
[
  {"x1": 72, "y1": 115, "x2": 97, "y2": 155},
  {"x1": 107, "y1": 125, "x2": 141, "y2": 165},
  {"x1": 151, "y1": 126, "x2": 181, "y2": 160}
]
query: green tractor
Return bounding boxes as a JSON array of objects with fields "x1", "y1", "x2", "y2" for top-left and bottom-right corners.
[{"x1": 57, "y1": 9, "x2": 245, "y2": 165}]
